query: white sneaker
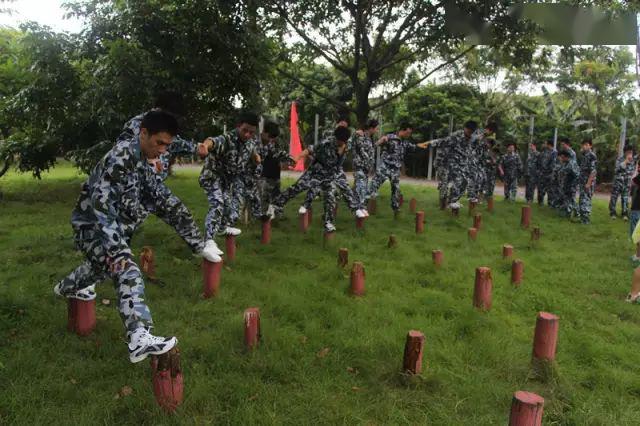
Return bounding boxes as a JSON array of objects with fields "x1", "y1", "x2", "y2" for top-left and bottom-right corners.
[
  {"x1": 362, "y1": 209, "x2": 369, "y2": 217},
  {"x1": 54, "y1": 282, "x2": 97, "y2": 301},
  {"x1": 355, "y1": 209, "x2": 366, "y2": 218},
  {"x1": 298, "y1": 206, "x2": 307, "y2": 214},
  {"x1": 201, "y1": 242, "x2": 222, "y2": 263},
  {"x1": 449, "y1": 202, "x2": 462, "y2": 209},
  {"x1": 225, "y1": 226, "x2": 242, "y2": 236},
  {"x1": 128, "y1": 327, "x2": 177, "y2": 363},
  {"x1": 325, "y1": 223, "x2": 336, "y2": 232},
  {"x1": 205, "y1": 239, "x2": 223, "y2": 255}
]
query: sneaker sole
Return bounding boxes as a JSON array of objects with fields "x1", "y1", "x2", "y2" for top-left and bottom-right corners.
[{"x1": 129, "y1": 337, "x2": 177, "y2": 363}]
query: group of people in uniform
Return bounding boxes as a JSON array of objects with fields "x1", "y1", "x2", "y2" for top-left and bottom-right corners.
[{"x1": 52, "y1": 90, "x2": 635, "y2": 362}]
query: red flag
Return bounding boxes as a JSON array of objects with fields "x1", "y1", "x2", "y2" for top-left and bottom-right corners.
[{"x1": 289, "y1": 102, "x2": 305, "y2": 171}]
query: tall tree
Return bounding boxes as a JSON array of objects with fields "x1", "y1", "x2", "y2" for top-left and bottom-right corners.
[{"x1": 265, "y1": 0, "x2": 537, "y2": 126}]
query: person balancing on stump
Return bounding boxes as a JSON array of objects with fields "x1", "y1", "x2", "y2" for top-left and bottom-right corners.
[{"x1": 54, "y1": 111, "x2": 220, "y2": 362}]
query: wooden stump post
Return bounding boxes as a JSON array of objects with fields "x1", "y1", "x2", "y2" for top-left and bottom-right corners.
[
  {"x1": 532, "y1": 312, "x2": 559, "y2": 361},
  {"x1": 521, "y1": 206, "x2": 532, "y2": 229},
  {"x1": 368, "y1": 198, "x2": 377, "y2": 215},
  {"x1": 140, "y1": 246, "x2": 156, "y2": 279},
  {"x1": 468, "y1": 227, "x2": 478, "y2": 241},
  {"x1": 202, "y1": 259, "x2": 223, "y2": 298},
  {"x1": 415, "y1": 211, "x2": 425, "y2": 234},
  {"x1": 151, "y1": 348, "x2": 183, "y2": 413},
  {"x1": 350, "y1": 262, "x2": 365, "y2": 296},
  {"x1": 511, "y1": 259, "x2": 524, "y2": 286},
  {"x1": 531, "y1": 227, "x2": 541, "y2": 242},
  {"x1": 487, "y1": 196, "x2": 494, "y2": 212},
  {"x1": 243, "y1": 307, "x2": 261, "y2": 350},
  {"x1": 355, "y1": 216, "x2": 366, "y2": 230},
  {"x1": 67, "y1": 299, "x2": 96, "y2": 337},
  {"x1": 324, "y1": 231, "x2": 335, "y2": 245},
  {"x1": 399, "y1": 194, "x2": 404, "y2": 208},
  {"x1": 473, "y1": 213, "x2": 482, "y2": 230},
  {"x1": 503, "y1": 244, "x2": 514, "y2": 259},
  {"x1": 337, "y1": 248, "x2": 349, "y2": 268},
  {"x1": 261, "y1": 218, "x2": 272, "y2": 245},
  {"x1": 225, "y1": 235, "x2": 236, "y2": 262},
  {"x1": 308, "y1": 207, "x2": 313, "y2": 224},
  {"x1": 473, "y1": 267, "x2": 492, "y2": 311},
  {"x1": 402, "y1": 330, "x2": 425, "y2": 374},
  {"x1": 509, "y1": 391, "x2": 544, "y2": 426},
  {"x1": 409, "y1": 198, "x2": 417, "y2": 213},
  {"x1": 432, "y1": 250, "x2": 443, "y2": 268},
  {"x1": 388, "y1": 235, "x2": 398, "y2": 248},
  {"x1": 299, "y1": 212, "x2": 309, "y2": 233}
]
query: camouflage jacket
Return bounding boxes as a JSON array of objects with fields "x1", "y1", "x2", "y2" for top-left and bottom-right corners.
[
  {"x1": 525, "y1": 150, "x2": 540, "y2": 178},
  {"x1": 199, "y1": 129, "x2": 259, "y2": 187},
  {"x1": 539, "y1": 147, "x2": 557, "y2": 176},
  {"x1": 429, "y1": 130, "x2": 476, "y2": 175},
  {"x1": 500, "y1": 152, "x2": 523, "y2": 180},
  {"x1": 308, "y1": 137, "x2": 349, "y2": 176},
  {"x1": 351, "y1": 133, "x2": 375, "y2": 172},
  {"x1": 71, "y1": 137, "x2": 202, "y2": 261},
  {"x1": 379, "y1": 133, "x2": 421, "y2": 170},
  {"x1": 613, "y1": 156, "x2": 635, "y2": 187},
  {"x1": 558, "y1": 160, "x2": 580, "y2": 191},
  {"x1": 257, "y1": 140, "x2": 293, "y2": 179},
  {"x1": 578, "y1": 150, "x2": 597, "y2": 184}
]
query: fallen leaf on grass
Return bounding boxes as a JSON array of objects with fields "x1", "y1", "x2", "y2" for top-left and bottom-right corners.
[
  {"x1": 224, "y1": 266, "x2": 232, "y2": 272},
  {"x1": 70, "y1": 378, "x2": 77, "y2": 385},
  {"x1": 351, "y1": 386, "x2": 361, "y2": 391},
  {"x1": 101, "y1": 299, "x2": 111, "y2": 306},
  {"x1": 347, "y1": 367, "x2": 359, "y2": 374},
  {"x1": 248, "y1": 394, "x2": 258, "y2": 401},
  {"x1": 317, "y1": 347, "x2": 330, "y2": 358},
  {"x1": 117, "y1": 386, "x2": 133, "y2": 398}
]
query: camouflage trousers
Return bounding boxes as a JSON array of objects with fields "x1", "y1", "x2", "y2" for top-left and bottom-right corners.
[
  {"x1": 445, "y1": 166, "x2": 468, "y2": 204},
  {"x1": 57, "y1": 227, "x2": 153, "y2": 333},
  {"x1": 537, "y1": 176, "x2": 552, "y2": 205},
  {"x1": 353, "y1": 168, "x2": 370, "y2": 209},
  {"x1": 233, "y1": 176, "x2": 262, "y2": 221},
  {"x1": 609, "y1": 183, "x2": 630, "y2": 217},
  {"x1": 483, "y1": 170, "x2": 496, "y2": 198},
  {"x1": 258, "y1": 177, "x2": 281, "y2": 215},
  {"x1": 368, "y1": 164, "x2": 402, "y2": 211},
  {"x1": 504, "y1": 176, "x2": 518, "y2": 201},
  {"x1": 578, "y1": 181, "x2": 594, "y2": 223},
  {"x1": 466, "y1": 167, "x2": 484, "y2": 201},
  {"x1": 525, "y1": 175, "x2": 538, "y2": 203},
  {"x1": 203, "y1": 180, "x2": 234, "y2": 239},
  {"x1": 437, "y1": 168, "x2": 449, "y2": 202},
  {"x1": 559, "y1": 185, "x2": 578, "y2": 217}
]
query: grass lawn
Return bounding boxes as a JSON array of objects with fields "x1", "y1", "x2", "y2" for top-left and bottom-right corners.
[{"x1": 1, "y1": 164, "x2": 639, "y2": 425}]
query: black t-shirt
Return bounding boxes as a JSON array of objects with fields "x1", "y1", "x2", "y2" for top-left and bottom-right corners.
[
  {"x1": 631, "y1": 175, "x2": 640, "y2": 211},
  {"x1": 262, "y1": 156, "x2": 281, "y2": 179}
]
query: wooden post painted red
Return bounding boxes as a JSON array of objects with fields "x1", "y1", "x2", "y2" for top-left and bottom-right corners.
[
  {"x1": 473, "y1": 213, "x2": 482, "y2": 230},
  {"x1": 432, "y1": 250, "x2": 443, "y2": 267},
  {"x1": 415, "y1": 211, "x2": 425, "y2": 234},
  {"x1": 532, "y1": 312, "x2": 559, "y2": 361},
  {"x1": 468, "y1": 227, "x2": 478, "y2": 241},
  {"x1": 511, "y1": 259, "x2": 524, "y2": 286},
  {"x1": 307, "y1": 207, "x2": 313, "y2": 224},
  {"x1": 202, "y1": 259, "x2": 223, "y2": 298},
  {"x1": 355, "y1": 216, "x2": 366, "y2": 229},
  {"x1": 225, "y1": 235, "x2": 236, "y2": 262},
  {"x1": 261, "y1": 218, "x2": 272, "y2": 244},
  {"x1": 509, "y1": 391, "x2": 544, "y2": 426},
  {"x1": 487, "y1": 196, "x2": 494, "y2": 212},
  {"x1": 67, "y1": 299, "x2": 96, "y2": 337},
  {"x1": 350, "y1": 262, "x2": 365, "y2": 296},
  {"x1": 337, "y1": 248, "x2": 349, "y2": 268},
  {"x1": 473, "y1": 267, "x2": 492, "y2": 310},
  {"x1": 409, "y1": 198, "x2": 417, "y2": 213},
  {"x1": 503, "y1": 244, "x2": 514, "y2": 259},
  {"x1": 521, "y1": 206, "x2": 532, "y2": 229},
  {"x1": 244, "y1": 307, "x2": 261, "y2": 350},
  {"x1": 402, "y1": 330, "x2": 425, "y2": 374},
  {"x1": 299, "y1": 212, "x2": 309, "y2": 233},
  {"x1": 152, "y1": 348, "x2": 183, "y2": 413}
]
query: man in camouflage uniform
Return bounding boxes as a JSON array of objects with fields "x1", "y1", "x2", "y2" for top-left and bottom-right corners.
[
  {"x1": 434, "y1": 140, "x2": 450, "y2": 209},
  {"x1": 537, "y1": 140, "x2": 557, "y2": 205},
  {"x1": 482, "y1": 139, "x2": 499, "y2": 200},
  {"x1": 609, "y1": 146, "x2": 635, "y2": 220},
  {"x1": 524, "y1": 143, "x2": 540, "y2": 203},
  {"x1": 499, "y1": 142, "x2": 522, "y2": 201},
  {"x1": 577, "y1": 139, "x2": 597, "y2": 224},
  {"x1": 199, "y1": 111, "x2": 260, "y2": 250},
  {"x1": 257, "y1": 122, "x2": 294, "y2": 216},
  {"x1": 367, "y1": 122, "x2": 429, "y2": 212},
  {"x1": 425, "y1": 121, "x2": 481, "y2": 209},
  {"x1": 271, "y1": 127, "x2": 366, "y2": 232},
  {"x1": 54, "y1": 111, "x2": 219, "y2": 363},
  {"x1": 352, "y1": 119, "x2": 379, "y2": 210},
  {"x1": 557, "y1": 150, "x2": 580, "y2": 218}
]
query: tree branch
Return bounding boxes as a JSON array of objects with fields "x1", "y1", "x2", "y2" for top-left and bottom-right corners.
[
  {"x1": 370, "y1": 45, "x2": 476, "y2": 110},
  {"x1": 276, "y1": 67, "x2": 352, "y2": 112}
]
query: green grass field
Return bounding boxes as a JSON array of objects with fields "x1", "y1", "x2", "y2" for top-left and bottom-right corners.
[{"x1": 1, "y1": 164, "x2": 639, "y2": 425}]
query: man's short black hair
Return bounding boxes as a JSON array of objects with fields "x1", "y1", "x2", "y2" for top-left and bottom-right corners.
[
  {"x1": 141, "y1": 110, "x2": 179, "y2": 137},
  {"x1": 546, "y1": 139, "x2": 554, "y2": 146},
  {"x1": 237, "y1": 111, "x2": 259, "y2": 127},
  {"x1": 334, "y1": 126, "x2": 351, "y2": 142},
  {"x1": 336, "y1": 114, "x2": 351, "y2": 126},
  {"x1": 263, "y1": 121, "x2": 280, "y2": 138},
  {"x1": 581, "y1": 138, "x2": 593, "y2": 146},
  {"x1": 486, "y1": 138, "x2": 496, "y2": 146},
  {"x1": 464, "y1": 120, "x2": 478, "y2": 132},
  {"x1": 624, "y1": 145, "x2": 634, "y2": 153},
  {"x1": 506, "y1": 142, "x2": 516, "y2": 148},
  {"x1": 366, "y1": 119, "x2": 379, "y2": 129},
  {"x1": 559, "y1": 150, "x2": 570, "y2": 157},
  {"x1": 484, "y1": 121, "x2": 498, "y2": 133},
  {"x1": 398, "y1": 121, "x2": 413, "y2": 131},
  {"x1": 154, "y1": 90, "x2": 185, "y2": 117},
  {"x1": 559, "y1": 136, "x2": 570, "y2": 145}
]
